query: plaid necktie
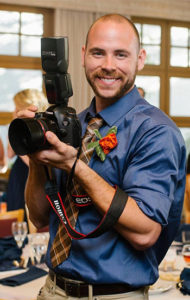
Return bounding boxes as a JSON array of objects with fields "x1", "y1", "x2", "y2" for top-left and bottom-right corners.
[{"x1": 50, "y1": 117, "x2": 104, "y2": 267}]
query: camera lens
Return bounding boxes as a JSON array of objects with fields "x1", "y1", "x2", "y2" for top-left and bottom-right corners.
[{"x1": 8, "y1": 118, "x2": 49, "y2": 155}]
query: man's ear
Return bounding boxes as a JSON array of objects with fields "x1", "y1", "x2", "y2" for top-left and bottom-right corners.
[
  {"x1": 81, "y1": 45, "x2": 86, "y2": 67},
  {"x1": 137, "y1": 48, "x2": 146, "y2": 72}
]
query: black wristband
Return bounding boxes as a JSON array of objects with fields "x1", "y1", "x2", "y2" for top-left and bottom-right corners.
[{"x1": 87, "y1": 186, "x2": 128, "y2": 238}]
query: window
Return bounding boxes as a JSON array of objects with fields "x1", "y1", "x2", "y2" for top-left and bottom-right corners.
[
  {"x1": 170, "y1": 77, "x2": 190, "y2": 116},
  {"x1": 0, "y1": 5, "x2": 53, "y2": 172},
  {"x1": 0, "y1": 69, "x2": 43, "y2": 112},
  {"x1": 0, "y1": 11, "x2": 43, "y2": 57},
  {"x1": 170, "y1": 26, "x2": 190, "y2": 67},
  {"x1": 133, "y1": 18, "x2": 190, "y2": 129},
  {"x1": 133, "y1": 19, "x2": 163, "y2": 109},
  {"x1": 135, "y1": 23, "x2": 161, "y2": 65},
  {"x1": 0, "y1": 4, "x2": 53, "y2": 123},
  {"x1": 135, "y1": 75, "x2": 160, "y2": 108}
]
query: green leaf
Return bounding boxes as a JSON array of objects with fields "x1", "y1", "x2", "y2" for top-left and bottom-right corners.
[
  {"x1": 106, "y1": 126, "x2": 117, "y2": 135},
  {"x1": 87, "y1": 141, "x2": 99, "y2": 149},
  {"x1": 95, "y1": 144, "x2": 102, "y2": 156},
  {"x1": 95, "y1": 145, "x2": 106, "y2": 161},
  {"x1": 99, "y1": 151, "x2": 106, "y2": 161},
  {"x1": 94, "y1": 129, "x2": 102, "y2": 139}
]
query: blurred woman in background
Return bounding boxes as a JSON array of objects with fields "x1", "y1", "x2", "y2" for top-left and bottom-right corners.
[{"x1": 1, "y1": 89, "x2": 49, "y2": 217}]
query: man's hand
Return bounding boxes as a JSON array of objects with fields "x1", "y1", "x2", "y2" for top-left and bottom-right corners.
[
  {"x1": 17, "y1": 104, "x2": 78, "y2": 173},
  {"x1": 32, "y1": 131, "x2": 78, "y2": 173},
  {"x1": 17, "y1": 104, "x2": 38, "y2": 118}
]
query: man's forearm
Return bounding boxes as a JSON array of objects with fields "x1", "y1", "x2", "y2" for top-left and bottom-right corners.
[
  {"x1": 74, "y1": 159, "x2": 162, "y2": 250},
  {"x1": 25, "y1": 159, "x2": 51, "y2": 228}
]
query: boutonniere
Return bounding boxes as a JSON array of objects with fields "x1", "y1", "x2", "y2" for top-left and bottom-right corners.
[{"x1": 87, "y1": 126, "x2": 118, "y2": 161}]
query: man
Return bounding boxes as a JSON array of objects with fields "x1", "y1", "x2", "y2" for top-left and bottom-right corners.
[{"x1": 19, "y1": 14, "x2": 186, "y2": 300}]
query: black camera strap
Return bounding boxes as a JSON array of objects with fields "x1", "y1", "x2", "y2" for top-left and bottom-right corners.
[{"x1": 44, "y1": 164, "x2": 128, "y2": 239}]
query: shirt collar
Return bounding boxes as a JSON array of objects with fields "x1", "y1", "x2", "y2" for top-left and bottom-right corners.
[{"x1": 84, "y1": 86, "x2": 141, "y2": 127}]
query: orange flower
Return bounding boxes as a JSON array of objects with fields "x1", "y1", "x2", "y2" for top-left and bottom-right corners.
[{"x1": 99, "y1": 133, "x2": 117, "y2": 154}]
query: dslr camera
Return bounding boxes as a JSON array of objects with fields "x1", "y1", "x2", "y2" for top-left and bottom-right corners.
[{"x1": 8, "y1": 37, "x2": 81, "y2": 155}]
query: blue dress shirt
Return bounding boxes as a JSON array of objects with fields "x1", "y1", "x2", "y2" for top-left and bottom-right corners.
[{"x1": 46, "y1": 86, "x2": 186, "y2": 287}]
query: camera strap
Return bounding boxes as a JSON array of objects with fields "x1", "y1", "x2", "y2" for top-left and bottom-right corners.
[{"x1": 45, "y1": 178, "x2": 128, "y2": 239}]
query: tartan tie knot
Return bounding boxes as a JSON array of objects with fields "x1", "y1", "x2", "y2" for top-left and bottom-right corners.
[{"x1": 84, "y1": 117, "x2": 104, "y2": 140}]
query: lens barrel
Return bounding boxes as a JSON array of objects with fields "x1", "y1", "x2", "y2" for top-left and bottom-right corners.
[
  {"x1": 8, "y1": 106, "x2": 81, "y2": 156},
  {"x1": 8, "y1": 118, "x2": 50, "y2": 155}
]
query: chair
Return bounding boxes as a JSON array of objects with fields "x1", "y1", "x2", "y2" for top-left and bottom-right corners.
[
  {"x1": 0, "y1": 218, "x2": 17, "y2": 237},
  {"x1": 0, "y1": 209, "x2": 25, "y2": 238},
  {"x1": 0, "y1": 208, "x2": 24, "y2": 222}
]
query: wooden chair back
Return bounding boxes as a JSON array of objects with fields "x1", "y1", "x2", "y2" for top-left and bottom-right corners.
[
  {"x1": 0, "y1": 208, "x2": 24, "y2": 222},
  {"x1": 0, "y1": 218, "x2": 17, "y2": 237}
]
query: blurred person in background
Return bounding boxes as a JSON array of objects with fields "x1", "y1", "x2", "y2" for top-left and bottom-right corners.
[
  {"x1": 137, "y1": 86, "x2": 145, "y2": 98},
  {"x1": 0, "y1": 89, "x2": 49, "y2": 219}
]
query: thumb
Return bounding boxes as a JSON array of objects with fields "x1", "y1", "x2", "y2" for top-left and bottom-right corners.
[{"x1": 45, "y1": 131, "x2": 60, "y2": 146}]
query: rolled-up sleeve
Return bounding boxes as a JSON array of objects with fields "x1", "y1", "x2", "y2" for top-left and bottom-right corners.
[{"x1": 123, "y1": 125, "x2": 182, "y2": 226}]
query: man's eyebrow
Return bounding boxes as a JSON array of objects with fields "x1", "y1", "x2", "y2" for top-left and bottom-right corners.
[
  {"x1": 88, "y1": 47, "x2": 105, "y2": 53},
  {"x1": 114, "y1": 49, "x2": 130, "y2": 54}
]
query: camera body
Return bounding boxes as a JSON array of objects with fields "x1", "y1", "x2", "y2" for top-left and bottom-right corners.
[{"x1": 8, "y1": 37, "x2": 81, "y2": 155}]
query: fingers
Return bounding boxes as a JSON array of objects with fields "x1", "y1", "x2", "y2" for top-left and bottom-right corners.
[
  {"x1": 27, "y1": 132, "x2": 63, "y2": 162},
  {"x1": 45, "y1": 131, "x2": 77, "y2": 159},
  {"x1": 29, "y1": 131, "x2": 77, "y2": 171},
  {"x1": 17, "y1": 105, "x2": 38, "y2": 118},
  {"x1": 45, "y1": 131, "x2": 65, "y2": 152}
]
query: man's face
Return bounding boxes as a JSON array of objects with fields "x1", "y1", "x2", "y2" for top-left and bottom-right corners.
[{"x1": 82, "y1": 20, "x2": 145, "y2": 106}]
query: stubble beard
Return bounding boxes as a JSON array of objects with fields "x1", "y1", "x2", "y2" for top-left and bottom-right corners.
[{"x1": 85, "y1": 69, "x2": 137, "y2": 102}]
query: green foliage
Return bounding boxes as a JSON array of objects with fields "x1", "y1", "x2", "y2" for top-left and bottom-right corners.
[
  {"x1": 87, "y1": 126, "x2": 117, "y2": 162},
  {"x1": 95, "y1": 145, "x2": 106, "y2": 161}
]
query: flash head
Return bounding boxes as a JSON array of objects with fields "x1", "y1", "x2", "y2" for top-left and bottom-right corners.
[
  {"x1": 41, "y1": 37, "x2": 69, "y2": 73},
  {"x1": 41, "y1": 37, "x2": 73, "y2": 105}
]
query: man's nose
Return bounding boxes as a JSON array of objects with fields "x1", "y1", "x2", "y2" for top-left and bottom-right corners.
[{"x1": 101, "y1": 55, "x2": 116, "y2": 71}]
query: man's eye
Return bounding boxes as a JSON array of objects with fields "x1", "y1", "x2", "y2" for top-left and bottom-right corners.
[
  {"x1": 116, "y1": 53, "x2": 127, "y2": 58},
  {"x1": 92, "y1": 51, "x2": 103, "y2": 57}
]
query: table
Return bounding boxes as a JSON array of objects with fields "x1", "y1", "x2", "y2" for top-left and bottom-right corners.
[
  {"x1": 0, "y1": 270, "x2": 186, "y2": 300},
  {"x1": 149, "y1": 246, "x2": 187, "y2": 300},
  {"x1": 149, "y1": 276, "x2": 185, "y2": 300},
  {"x1": 0, "y1": 269, "x2": 47, "y2": 300},
  {"x1": 150, "y1": 286, "x2": 185, "y2": 300},
  {"x1": 0, "y1": 245, "x2": 188, "y2": 300}
]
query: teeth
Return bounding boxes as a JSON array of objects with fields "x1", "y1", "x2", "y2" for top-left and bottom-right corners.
[{"x1": 101, "y1": 78, "x2": 116, "y2": 83}]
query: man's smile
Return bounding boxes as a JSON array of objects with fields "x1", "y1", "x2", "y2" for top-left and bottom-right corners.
[{"x1": 96, "y1": 76, "x2": 120, "y2": 86}]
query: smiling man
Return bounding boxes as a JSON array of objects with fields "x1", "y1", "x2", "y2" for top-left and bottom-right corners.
[
  {"x1": 20, "y1": 14, "x2": 186, "y2": 300},
  {"x1": 83, "y1": 15, "x2": 146, "y2": 112}
]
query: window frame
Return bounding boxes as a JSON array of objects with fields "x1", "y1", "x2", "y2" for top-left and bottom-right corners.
[
  {"x1": 0, "y1": 4, "x2": 54, "y2": 125},
  {"x1": 132, "y1": 17, "x2": 190, "y2": 128},
  {"x1": 168, "y1": 20, "x2": 190, "y2": 127}
]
